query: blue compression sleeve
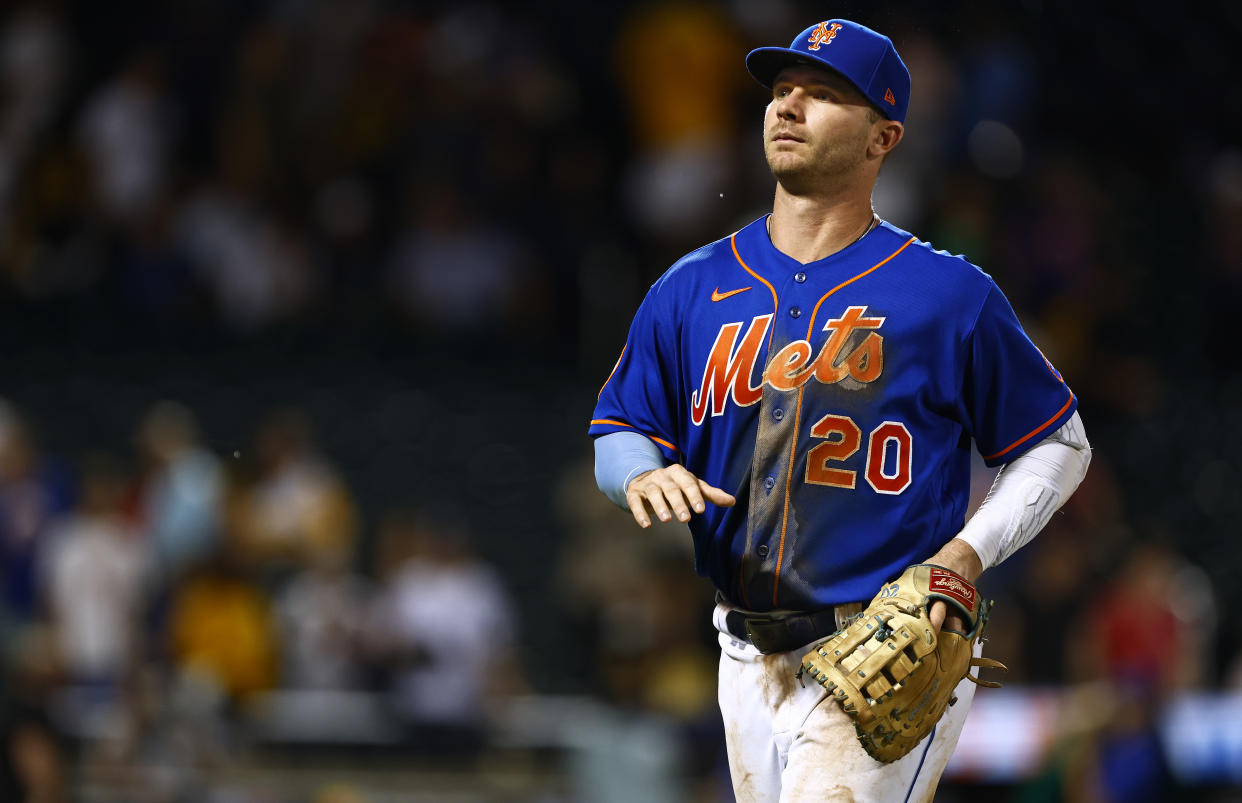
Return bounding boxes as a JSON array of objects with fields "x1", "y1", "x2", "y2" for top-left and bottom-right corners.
[{"x1": 594, "y1": 430, "x2": 667, "y2": 509}]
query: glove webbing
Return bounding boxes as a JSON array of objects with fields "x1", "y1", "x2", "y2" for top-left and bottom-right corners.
[{"x1": 800, "y1": 610, "x2": 935, "y2": 725}]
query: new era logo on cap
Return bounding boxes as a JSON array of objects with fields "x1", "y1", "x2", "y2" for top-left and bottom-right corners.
[{"x1": 884, "y1": 88, "x2": 896, "y2": 106}]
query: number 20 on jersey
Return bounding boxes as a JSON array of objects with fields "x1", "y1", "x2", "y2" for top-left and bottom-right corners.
[{"x1": 807, "y1": 413, "x2": 912, "y2": 495}]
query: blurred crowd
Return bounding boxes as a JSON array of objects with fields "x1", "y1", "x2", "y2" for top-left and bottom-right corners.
[
  {"x1": 0, "y1": 397, "x2": 527, "y2": 799},
  {"x1": 1, "y1": 0, "x2": 1241, "y2": 800}
]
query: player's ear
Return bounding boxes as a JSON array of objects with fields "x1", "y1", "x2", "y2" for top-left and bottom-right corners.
[{"x1": 869, "y1": 120, "x2": 904, "y2": 159}]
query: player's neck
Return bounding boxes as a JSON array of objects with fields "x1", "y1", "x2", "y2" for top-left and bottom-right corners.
[{"x1": 768, "y1": 186, "x2": 877, "y2": 264}]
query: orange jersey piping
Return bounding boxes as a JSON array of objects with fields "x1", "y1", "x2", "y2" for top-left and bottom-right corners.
[
  {"x1": 982, "y1": 392, "x2": 1075, "y2": 462},
  {"x1": 806, "y1": 236, "x2": 916, "y2": 341},
  {"x1": 731, "y1": 232, "x2": 780, "y2": 352},
  {"x1": 770, "y1": 235, "x2": 916, "y2": 607},
  {"x1": 589, "y1": 419, "x2": 680, "y2": 453},
  {"x1": 730, "y1": 231, "x2": 780, "y2": 608},
  {"x1": 597, "y1": 345, "x2": 627, "y2": 400}
]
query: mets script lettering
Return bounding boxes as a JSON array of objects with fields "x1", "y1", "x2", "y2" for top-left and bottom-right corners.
[{"x1": 690, "y1": 306, "x2": 886, "y2": 425}]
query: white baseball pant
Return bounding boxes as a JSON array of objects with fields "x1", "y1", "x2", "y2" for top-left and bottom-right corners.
[{"x1": 714, "y1": 602, "x2": 980, "y2": 803}]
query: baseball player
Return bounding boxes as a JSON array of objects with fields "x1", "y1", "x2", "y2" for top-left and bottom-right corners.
[{"x1": 589, "y1": 18, "x2": 1091, "y2": 803}]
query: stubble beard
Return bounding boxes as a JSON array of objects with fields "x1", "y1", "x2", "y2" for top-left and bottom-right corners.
[{"x1": 765, "y1": 132, "x2": 867, "y2": 198}]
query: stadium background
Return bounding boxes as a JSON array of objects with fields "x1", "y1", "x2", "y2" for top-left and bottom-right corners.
[{"x1": 1, "y1": 0, "x2": 1240, "y2": 800}]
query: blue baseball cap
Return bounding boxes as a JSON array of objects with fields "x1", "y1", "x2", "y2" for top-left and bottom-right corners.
[{"x1": 746, "y1": 20, "x2": 911, "y2": 124}]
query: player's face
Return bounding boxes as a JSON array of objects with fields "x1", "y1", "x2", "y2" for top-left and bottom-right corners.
[{"x1": 763, "y1": 66, "x2": 879, "y2": 195}]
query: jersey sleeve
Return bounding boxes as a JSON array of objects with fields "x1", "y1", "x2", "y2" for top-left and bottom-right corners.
[
  {"x1": 963, "y1": 283, "x2": 1077, "y2": 466},
  {"x1": 589, "y1": 279, "x2": 683, "y2": 463}
]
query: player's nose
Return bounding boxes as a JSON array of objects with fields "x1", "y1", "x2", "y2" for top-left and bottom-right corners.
[{"x1": 773, "y1": 89, "x2": 802, "y2": 120}]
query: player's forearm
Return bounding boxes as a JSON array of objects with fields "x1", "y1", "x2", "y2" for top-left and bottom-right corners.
[
  {"x1": 593, "y1": 430, "x2": 667, "y2": 509},
  {"x1": 955, "y1": 411, "x2": 1091, "y2": 571}
]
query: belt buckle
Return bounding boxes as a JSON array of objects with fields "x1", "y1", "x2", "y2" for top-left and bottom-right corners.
[{"x1": 742, "y1": 615, "x2": 782, "y2": 654}]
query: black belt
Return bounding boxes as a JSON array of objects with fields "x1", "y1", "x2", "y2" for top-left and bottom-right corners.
[{"x1": 724, "y1": 602, "x2": 862, "y2": 655}]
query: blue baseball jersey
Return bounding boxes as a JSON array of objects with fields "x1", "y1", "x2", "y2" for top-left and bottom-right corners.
[{"x1": 589, "y1": 216, "x2": 1076, "y2": 612}]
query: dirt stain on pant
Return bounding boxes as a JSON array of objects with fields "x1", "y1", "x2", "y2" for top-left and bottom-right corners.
[{"x1": 759, "y1": 652, "x2": 798, "y2": 709}]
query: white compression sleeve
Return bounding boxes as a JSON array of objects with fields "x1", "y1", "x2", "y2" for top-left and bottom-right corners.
[
  {"x1": 956, "y1": 411, "x2": 1092, "y2": 570},
  {"x1": 594, "y1": 430, "x2": 667, "y2": 510}
]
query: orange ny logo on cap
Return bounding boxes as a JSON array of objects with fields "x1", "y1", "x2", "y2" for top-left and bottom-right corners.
[{"x1": 807, "y1": 21, "x2": 843, "y2": 50}]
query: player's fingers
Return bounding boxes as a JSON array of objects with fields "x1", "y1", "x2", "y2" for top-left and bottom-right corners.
[
  {"x1": 626, "y1": 485, "x2": 673, "y2": 528},
  {"x1": 625, "y1": 470, "x2": 659, "y2": 528},
  {"x1": 630, "y1": 473, "x2": 678, "y2": 525},
  {"x1": 929, "y1": 600, "x2": 946, "y2": 634},
  {"x1": 653, "y1": 474, "x2": 693, "y2": 523},
  {"x1": 642, "y1": 484, "x2": 676, "y2": 524},
  {"x1": 625, "y1": 486, "x2": 652, "y2": 528},
  {"x1": 662, "y1": 464, "x2": 709, "y2": 517},
  {"x1": 697, "y1": 479, "x2": 737, "y2": 508}
]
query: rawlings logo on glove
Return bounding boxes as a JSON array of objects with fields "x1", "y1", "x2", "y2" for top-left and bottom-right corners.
[{"x1": 797, "y1": 564, "x2": 1006, "y2": 763}]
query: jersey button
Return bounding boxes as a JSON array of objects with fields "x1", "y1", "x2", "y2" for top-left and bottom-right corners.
[
  {"x1": 789, "y1": 306, "x2": 801, "y2": 318},
  {"x1": 763, "y1": 476, "x2": 775, "y2": 490},
  {"x1": 757, "y1": 544, "x2": 769, "y2": 557},
  {"x1": 772, "y1": 408, "x2": 784, "y2": 421},
  {"x1": 794, "y1": 271, "x2": 807, "y2": 283}
]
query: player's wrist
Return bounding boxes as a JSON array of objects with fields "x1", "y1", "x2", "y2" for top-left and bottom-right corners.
[{"x1": 924, "y1": 538, "x2": 983, "y2": 584}]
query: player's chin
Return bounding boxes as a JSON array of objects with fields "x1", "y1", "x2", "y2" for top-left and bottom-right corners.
[
  {"x1": 765, "y1": 145, "x2": 801, "y2": 168},
  {"x1": 766, "y1": 154, "x2": 812, "y2": 183}
]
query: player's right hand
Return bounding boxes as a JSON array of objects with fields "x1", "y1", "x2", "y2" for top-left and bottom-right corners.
[{"x1": 625, "y1": 465, "x2": 736, "y2": 528}]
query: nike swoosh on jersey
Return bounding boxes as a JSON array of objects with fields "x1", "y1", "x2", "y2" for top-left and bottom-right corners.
[{"x1": 711, "y1": 286, "x2": 752, "y2": 302}]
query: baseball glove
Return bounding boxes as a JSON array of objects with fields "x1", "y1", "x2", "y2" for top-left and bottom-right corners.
[{"x1": 798, "y1": 564, "x2": 1006, "y2": 763}]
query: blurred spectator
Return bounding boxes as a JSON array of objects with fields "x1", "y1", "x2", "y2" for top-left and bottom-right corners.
[
  {"x1": 0, "y1": 399, "x2": 73, "y2": 625},
  {"x1": 167, "y1": 541, "x2": 279, "y2": 703},
  {"x1": 116, "y1": 195, "x2": 198, "y2": 318},
  {"x1": 1088, "y1": 690, "x2": 1176, "y2": 803},
  {"x1": 0, "y1": 1, "x2": 69, "y2": 226},
  {"x1": 41, "y1": 452, "x2": 146, "y2": 687},
  {"x1": 615, "y1": 2, "x2": 745, "y2": 245},
  {"x1": 76, "y1": 49, "x2": 172, "y2": 228},
  {"x1": 0, "y1": 636, "x2": 67, "y2": 803},
  {"x1": 1081, "y1": 541, "x2": 1214, "y2": 693},
  {"x1": 385, "y1": 177, "x2": 535, "y2": 337},
  {"x1": 135, "y1": 401, "x2": 224, "y2": 587},
  {"x1": 230, "y1": 408, "x2": 358, "y2": 576},
  {"x1": 176, "y1": 80, "x2": 321, "y2": 331},
  {"x1": 275, "y1": 540, "x2": 372, "y2": 690},
  {"x1": 177, "y1": 177, "x2": 320, "y2": 332},
  {"x1": 367, "y1": 509, "x2": 523, "y2": 756},
  {"x1": 0, "y1": 139, "x2": 103, "y2": 297}
]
